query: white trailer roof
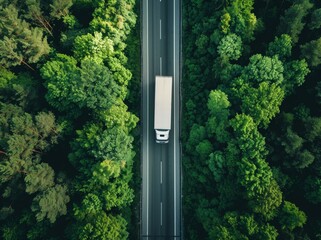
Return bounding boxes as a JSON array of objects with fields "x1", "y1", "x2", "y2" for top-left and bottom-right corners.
[{"x1": 154, "y1": 76, "x2": 173, "y2": 130}]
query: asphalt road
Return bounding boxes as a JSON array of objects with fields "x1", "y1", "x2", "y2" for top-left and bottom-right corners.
[{"x1": 141, "y1": 0, "x2": 181, "y2": 239}]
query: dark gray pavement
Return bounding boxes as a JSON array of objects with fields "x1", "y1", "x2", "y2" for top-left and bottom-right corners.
[{"x1": 141, "y1": 0, "x2": 181, "y2": 239}]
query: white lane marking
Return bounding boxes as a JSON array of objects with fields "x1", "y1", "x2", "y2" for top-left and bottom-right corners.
[
  {"x1": 160, "y1": 201, "x2": 163, "y2": 226},
  {"x1": 146, "y1": 0, "x2": 149, "y2": 235},
  {"x1": 173, "y1": 0, "x2": 177, "y2": 236},
  {"x1": 160, "y1": 57, "x2": 162, "y2": 75},
  {"x1": 160, "y1": 19, "x2": 162, "y2": 40},
  {"x1": 160, "y1": 161, "x2": 163, "y2": 184}
]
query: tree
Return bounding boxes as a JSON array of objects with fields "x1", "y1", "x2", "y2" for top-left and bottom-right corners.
[
  {"x1": 255, "y1": 224, "x2": 278, "y2": 240},
  {"x1": 32, "y1": 184, "x2": 70, "y2": 223},
  {"x1": 309, "y1": 8, "x2": 321, "y2": 30},
  {"x1": 230, "y1": 114, "x2": 268, "y2": 162},
  {"x1": 304, "y1": 176, "x2": 321, "y2": 204},
  {"x1": 242, "y1": 54, "x2": 284, "y2": 85},
  {"x1": 0, "y1": 72, "x2": 41, "y2": 111},
  {"x1": 98, "y1": 101, "x2": 139, "y2": 134},
  {"x1": 78, "y1": 59, "x2": 123, "y2": 109},
  {"x1": 0, "y1": 5, "x2": 50, "y2": 68},
  {"x1": 40, "y1": 54, "x2": 80, "y2": 113},
  {"x1": 195, "y1": 34, "x2": 209, "y2": 54},
  {"x1": 73, "y1": 213, "x2": 128, "y2": 240},
  {"x1": 293, "y1": 150, "x2": 315, "y2": 169},
  {"x1": 277, "y1": 0, "x2": 313, "y2": 43},
  {"x1": 0, "y1": 67, "x2": 15, "y2": 88},
  {"x1": 0, "y1": 37, "x2": 25, "y2": 68},
  {"x1": 50, "y1": 0, "x2": 73, "y2": 20},
  {"x1": 72, "y1": 195, "x2": 128, "y2": 239},
  {"x1": 206, "y1": 90, "x2": 231, "y2": 142},
  {"x1": 87, "y1": 160, "x2": 134, "y2": 210},
  {"x1": 267, "y1": 34, "x2": 292, "y2": 60},
  {"x1": 41, "y1": 55, "x2": 123, "y2": 113},
  {"x1": 88, "y1": 0, "x2": 136, "y2": 94},
  {"x1": 208, "y1": 151, "x2": 225, "y2": 182},
  {"x1": 0, "y1": 103, "x2": 67, "y2": 225},
  {"x1": 1, "y1": 223, "x2": 24, "y2": 240},
  {"x1": 225, "y1": 0, "x2": 257, "y2": 42},
  {"x1": 196, "y1": 140, "x2": 213, "y2": 161},
  {"x1": 100, "y1": 176, "x2": 134, "y2": 211},
  {"x1": 69, "y1": 122, "x2": 134, "y2": 174},
  {"x1": 24, "y1": 0, "x2": 53, "y2": 36},
  {"x1": 214, "y1": 61, "x2": 242, "y2": 84},
  {"x1": 220, "y1": 13, "x2": 231, "y2": 34},
  {"x1": 217, "y1": 34, "x2": 242, "y2": 62},
  {"x1": 248, "y1": 179, "x2": 282, "y2": 219},
  {"x1": 241, "y1": 82, "x2": 284, "y2": 128},
  {"x1": 304, "y1": 117, "x2": 321, "y2": 141},
  {"x1": 90, "y1": 0, "x2": 136, "y2": 52},
  {"x1": 281, "y1": 127, "x2": 304, "y2": 155},
  {"x1": 0, "y1": 105, "x2": 62, "y2": 161},
  {"x1": 282, "y1": 59, "x2": 310, "y2": 95},
  {"x1": 209, "y1": 212, "x2": 252, "y2": 239},
  {"x1": 278, "y1": 201, "x2": 307, "y2": 231},
  {"x1": 107, "y1": 55, "x2": 132, "y2": 91},
  {"x1": 186, "y1": 124, "x2": 206, "y2": 154},
  {"x1": 301, "y1": 38, "x2": 321, "y2": 67},
  {"x1": 230, "y1": 127, "x2": 264, "y2": 169},
  {"x1": 229, "y1": 114, "x2": 282, "y2": 218},
  {"x1": 24, "y1": 163, "x2": 55, "y2": 194},
  {"x1": 74, "y1": 194, "x2": 102, "y2": 220},
  {"x1": 73, "y1": 32, "x2": 113, "y2": 64},
  {"x1": 208, "y1": 212, "x2": 278, "y2": 239}
]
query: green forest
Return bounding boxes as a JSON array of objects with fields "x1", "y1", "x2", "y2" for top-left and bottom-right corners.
[
  {"x1": 183, "y1": 0, "x2": 321, "y2": 239},
  {"x1": 0, "y1": 0, "x2": 140, "y2": 239},
  {"x1": 1, "y1": 0, "x2": 321, "y2": 239}
]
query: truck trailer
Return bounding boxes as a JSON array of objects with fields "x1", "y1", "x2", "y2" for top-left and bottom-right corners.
[{"x1": 154, "y1": 76, "x2": 173, "y2": 143}]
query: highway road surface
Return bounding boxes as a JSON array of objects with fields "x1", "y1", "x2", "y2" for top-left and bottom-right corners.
[{"x1": 141, "y1": 0, "x2": 181, "y2": 239}]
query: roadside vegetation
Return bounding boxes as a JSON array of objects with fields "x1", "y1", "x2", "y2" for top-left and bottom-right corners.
[
  {"x1": 182, "y1": 0, "x2": 321, "y2": 239},
  {"x1": 0, "y1": 0, "x2": 140, "y2": 239}
]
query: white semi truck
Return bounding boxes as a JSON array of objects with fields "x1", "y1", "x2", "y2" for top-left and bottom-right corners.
[{"x1": 154, "y1": 76, "x2": 173, "y2": 143}]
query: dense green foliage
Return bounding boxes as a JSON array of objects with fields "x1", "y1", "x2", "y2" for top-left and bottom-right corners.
[
  {"x1": 0, "y1": 0, "x2": 139, "y2": 239},
  {"x1": 183, "y1": 0, "x2": 321, "y2": 239}
]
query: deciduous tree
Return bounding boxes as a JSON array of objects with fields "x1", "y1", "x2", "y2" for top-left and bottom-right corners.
[
  {"x1": 282, "y1": 59, "x2": 309, "y2": 95},
  {"x1": 73, "y1": 32, "x2": 113, "y2": 64},
  {"x1": 73, "y1": 213, "x2": 128, "y2": 240},
  {"x1": 278, "y1": 201, "x2": 307, "y2": 231},
  {"x1": 242, "y1": 54, "x2": 284, "y2": 85},
  {"x1": 41, "y1": 55, "x2": 123, "y2": 113},
  {"x1": 217, "y1": 34, "x2": 242, "y2": 62},
  {"x1": 241, "y1": 82, "x2": 284, "y2": 128},
  {"x1": 267, "y1": 34, "x2": 292, "y2": 60},
  {"x1": 206, "y1": 89, "x2": 231, "y2": 142},
  {"x1": 225, "y1": 0, "x2": 257, "y2": 42}
]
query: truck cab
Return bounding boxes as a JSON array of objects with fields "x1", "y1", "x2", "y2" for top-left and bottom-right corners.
[{"x1": 155, "y1": 130, "x2": 170, "y2": 144}]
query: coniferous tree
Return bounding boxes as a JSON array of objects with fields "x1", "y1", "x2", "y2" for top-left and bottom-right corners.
[
  {"x1": 0, "y1": 4, "x2": 50, "y2": 68},
  {"x1": 277, "y1": 0, "x2": 313, "y2": 44},
  {"x1": 301, "y1": 38, "x2": 321, "y2": 67},
  {"x1": 50, "y1": 0, "x2": 73, "y2": 20},
  {"x1": 309, "y1": 8, "x2": 321, "y2": 30}
]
